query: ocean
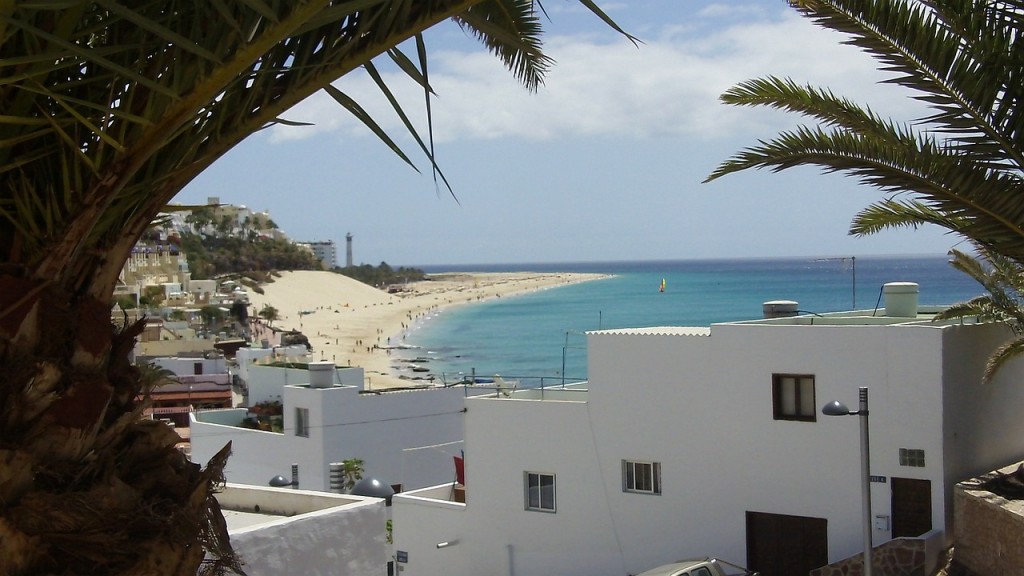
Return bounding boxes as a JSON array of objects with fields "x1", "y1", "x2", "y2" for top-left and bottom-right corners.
[{"x1": 393, "y1": 255, "x2": 984, "y2": 386}]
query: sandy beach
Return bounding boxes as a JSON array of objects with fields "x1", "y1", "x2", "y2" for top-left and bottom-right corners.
[{"x1": 245, "y1": 270, "x2": 610, "y2": 389}]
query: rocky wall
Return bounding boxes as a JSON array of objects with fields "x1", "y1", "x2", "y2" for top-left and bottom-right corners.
[
  {"x1": 810, "y1": 538, "x2": 926, "y2": 576},
  {"x1": 954, "y1": 462, "x2": 1024, "y2": 576}
]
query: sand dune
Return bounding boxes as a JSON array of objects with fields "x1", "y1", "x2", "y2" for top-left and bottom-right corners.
[{"x1": 246, "y1": 270, "x2": 609, "y2": 389}]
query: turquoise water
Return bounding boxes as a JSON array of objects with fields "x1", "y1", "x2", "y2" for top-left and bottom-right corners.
[{"x1": 394, "y1": 256, "x2": 983, "y2": 385}]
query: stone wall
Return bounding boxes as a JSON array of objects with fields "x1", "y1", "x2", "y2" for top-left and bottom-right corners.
[
  {"x1": 811, "y1": 538, "x2": 926, "y2": 576},
  {"x1": 954, "y1": 461, "x2": 1024, "y2": 576}
]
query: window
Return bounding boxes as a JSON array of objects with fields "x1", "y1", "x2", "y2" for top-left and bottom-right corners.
[
  {"x1": 622, "y1": 460, "x2": 661, "y2": 495},
  {"x1": 899, "y1": 448, "x2": 925, "y2": 467},
  {"x1": 691, "y1": 569, "x2": 713, "y2": 576},
  {"x1": 773, "y1": 374, "x2": 816, "y2": 421},
  {"x1": 295, "y1": 407, "x2": 309, "y2": 437},
  {"x1": 524, "y1": 472, "x2": 556, "y2": 512}
]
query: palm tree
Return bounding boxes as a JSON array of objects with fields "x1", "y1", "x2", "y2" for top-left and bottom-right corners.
[
  {"x1": 137, "y1": 360, "x2": 181, "y2": 389},
  {"x1": 259, "y1": 304, "x2": 280, "y2": 327},
  {"x1": 342, "y1": 458, "x2": 366, "y2": 492},
  {"x1": 0, "y1": 2, "x2": 628, "y2": 573},
  {"x1": 705, "y1": 0, "x2": 1024, "y2": 382},
  {"x1": 706, "y1": 0, "x2": 1024, "y2": 261},
  {"x1": 935, "y1": 245, "x2": 1024, "y2": 382}
]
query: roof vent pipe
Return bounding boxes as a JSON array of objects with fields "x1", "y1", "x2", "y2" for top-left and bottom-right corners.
[
  {"x1": 883, "y1": 282, "x2": 919, "y2": 317},
  {"x1": 763, "y1": 300, "x2": 799, "y2": 319}
]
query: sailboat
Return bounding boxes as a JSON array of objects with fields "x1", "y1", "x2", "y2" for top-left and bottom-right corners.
[{"x1": 659, "y1": 278, "x2": 666, "y2": 293}]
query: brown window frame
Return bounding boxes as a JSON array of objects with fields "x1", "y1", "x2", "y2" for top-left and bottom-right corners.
[{"x1": 772, "y1": 374, "x2": 817, "y2": 422}]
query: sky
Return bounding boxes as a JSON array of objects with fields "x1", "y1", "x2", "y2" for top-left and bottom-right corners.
[{"x1": 176, "y1": 1, "x2": 965, "y2": 268}]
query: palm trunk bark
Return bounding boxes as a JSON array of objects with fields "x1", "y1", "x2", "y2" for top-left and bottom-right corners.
[
  {"x1": 0, "y1": 1, "x2": 573, "y2": 572},
  {"x1": 0, "y1": 279, "x2": 241, "y2": 575}
]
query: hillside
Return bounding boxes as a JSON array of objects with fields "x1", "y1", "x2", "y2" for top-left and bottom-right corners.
[{"x1": 174, "y1": 231, "x2": 322, "y2": 279}]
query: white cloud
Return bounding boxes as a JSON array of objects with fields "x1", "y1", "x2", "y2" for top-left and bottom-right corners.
[
  {"x1": 269, "y1": 8, "x2": 927, "y2": 145},
  {"x1": 697, "y1": 2, "x2": 771, "y2": 20}
]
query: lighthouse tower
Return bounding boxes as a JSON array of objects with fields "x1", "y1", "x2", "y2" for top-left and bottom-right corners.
[{"x1": 345, "y1": 232, "x2": 353, "y2": 268}]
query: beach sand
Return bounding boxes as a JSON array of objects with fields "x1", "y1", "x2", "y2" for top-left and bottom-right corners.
[{"x1": 245, "y1": 270, "x2": 609, "y2": 389}]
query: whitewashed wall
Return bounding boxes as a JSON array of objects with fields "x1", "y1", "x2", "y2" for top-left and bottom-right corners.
[
  {"x1": 234, "y1": 347, "x2": 310, "y2": 386},
  {"x1": 152, "y1": 355, "x2": 227, "y2": 376},
  {"x1": 243, "y1": 364, "x2": 315, "y2": 405},
  {"x1": 285, "y1": 384, "x2": 467, "y2": 491},
  {"x1": 391, "y1": 487, "x2": 469, "y2": 576},
  {"x1": 192, "y1": 382, "x2": 468, "y2": 492},
  {"x1": 224, "y1": 486, "x2": 388, "y2": 575},
  {"x1": 392, "y1": 397, "x2": 620, "y2": 576},
  {"x1": 190, "y1": 410, "x2": 298, "y2": 486},
  {"x1": 392, "y1": 317, "x2": 1024, "y2": 576},
  {"x1": 939, "y1": 322, "x2": 1024, "y2": 517}
]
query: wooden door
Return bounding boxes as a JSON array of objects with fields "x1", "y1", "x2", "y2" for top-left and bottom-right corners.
[
  {"x1": 746, "y1": 511, "x2": 828, "y2": 576},
  {"x1": 891, "y1": 477, "x2": 932, "y2": 538}
]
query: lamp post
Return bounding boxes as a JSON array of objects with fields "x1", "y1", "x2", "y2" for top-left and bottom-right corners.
[
  {"x1": 269, "y1": 463, "x2": 299, "y2": 489},
  {"x1": 822, "y1": 387, "x2": 872, "y2": 576}
]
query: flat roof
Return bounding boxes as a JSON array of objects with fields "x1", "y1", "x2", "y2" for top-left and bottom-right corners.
[
  {"x1": 730, "y1": 306, "x2": 967, "y2": 327},
  {"x1": 589, "y1": 306, "x2": 984, "y2": 334},
  {"x1": 589, "y1": 327, "x2": 711, "y2": 336},
  {"x1": 222, "y1": 508, "x2": 289, "y2": 532}
]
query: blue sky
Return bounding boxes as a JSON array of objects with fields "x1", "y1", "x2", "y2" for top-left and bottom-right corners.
[{"x1": 176, "y1": 1, "x2": 963, "y2": 268}]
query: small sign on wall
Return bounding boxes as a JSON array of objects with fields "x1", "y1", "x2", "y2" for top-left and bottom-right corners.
[
  {"x1": 874, "y1": 514, "x2": 891, "y2": 531},
  {"x1": 870, "y1": 475, "x2": 887, "y2": 483},
  {"x1": 396, "y1": 551, "x2": 408, "y2": 564}
]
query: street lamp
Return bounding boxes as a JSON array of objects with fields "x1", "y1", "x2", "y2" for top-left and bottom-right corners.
[
  {"x1": 822, "y1": 387, "x2": 872, "y2": 576},
  {"x1": 268, "y1": 463, "x2": 299, "y2": 489}
]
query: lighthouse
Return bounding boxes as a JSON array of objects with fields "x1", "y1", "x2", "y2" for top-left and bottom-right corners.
[{"x1": 345, "y1": 232, "x2": 353, "y2": 268}]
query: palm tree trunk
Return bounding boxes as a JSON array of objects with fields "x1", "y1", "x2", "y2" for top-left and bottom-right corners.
[{"x1": 0, "y1": 279, "x2": 241, "y2": 575}]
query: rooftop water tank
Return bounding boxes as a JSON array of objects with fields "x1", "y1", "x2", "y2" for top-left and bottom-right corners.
[
  {"x1": 763, "y1": 300, "x2": 799, "y2": 319},
  {"x1": 883, "y1": 282, "x2": 919, "y2": 317},
  {"x1": 308, "y1": 360, "x2": 335, "y2": 388}
]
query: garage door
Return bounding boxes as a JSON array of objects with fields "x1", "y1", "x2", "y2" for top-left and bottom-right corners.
[{"x1": 746, "y1": 511, "x2": 828, "y2": 576}]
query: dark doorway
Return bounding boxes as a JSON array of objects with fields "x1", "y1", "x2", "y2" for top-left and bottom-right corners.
[
  {"x1": 746, "y1": 511, "x2": 828, "y2": 576},
  {"x1": 891, "y1": 477, "x2": 932, "y2": 537}
]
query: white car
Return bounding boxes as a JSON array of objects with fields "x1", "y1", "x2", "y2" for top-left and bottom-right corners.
[{"x1": 634, "y1": 557, "x2": 757, "y2": 576}]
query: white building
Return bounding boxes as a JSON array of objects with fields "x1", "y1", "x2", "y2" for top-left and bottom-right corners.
[
  {"x1": 220, "y1": 483, "x2": 388, "y2": 575},
  {"x1": 300, "y1": 240, "x2": 337, "y2": 269},
  {"x1": 234, "y1": 345, "x2": 313, "y2": 392},
  {"x1": 150, "y1": 355, "x2": 228, "y2": 376},
  {"x1": 191, "y1": 361, "x2": 479, "y2": 493},
  {"x1": 392, "y1": 286, "x2": 1024, "y2": 576}
]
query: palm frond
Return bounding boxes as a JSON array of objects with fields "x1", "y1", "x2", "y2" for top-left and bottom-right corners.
[
  {"x1": 710, "y1": 0, "x2": 1024, "y2": 266},
  {"x1": 454, "y1": 0, "x2": 552, "y2": 92},
  {"x1": 983, "y1": 336, "x2": 1024, "y2": 383},
  {"x1": 850, "y1": 198, "x2": 966, "y2": 235},
  {"x1": 719, "y1": 76, "x2": 909, "y2": 139},
  {"x1": 363, "y1": 58, "x2": 457, "y2": 199},
  {"x1": 707, "y1": 115, "x2": 1024, "y2": 262},
  {"x1": 935, "y1": 246, "x2": 1024, "y2": 333},
  {"x1": 792, "y1": 0, "x2": 1024, "y2": 168}
]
